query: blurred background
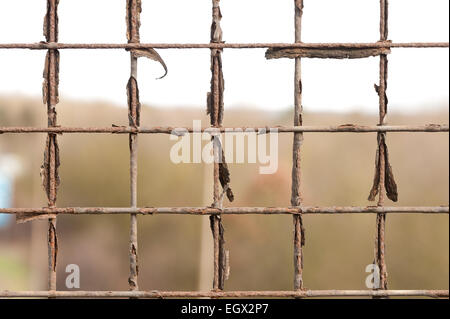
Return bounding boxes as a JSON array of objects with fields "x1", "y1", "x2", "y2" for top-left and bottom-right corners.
[{"x1": 0, "y1": 0, "x2": 449, "y2": 295}]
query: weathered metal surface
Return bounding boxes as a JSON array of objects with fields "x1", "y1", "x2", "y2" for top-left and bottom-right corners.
[
  {"x1": 3, "y1": 206, "x2": 449, "y2": 217},
  {"x1": 42, "y1": 0, "x2": 61, "y2": 293},
  {"x1": 1, "y1": 124, "x2": 448, "y2": 134},
  {"x1": 208, "y1": 0, "x2": 230, "y2": 292},
  {"x1": 292, "y1": 0, "x2": 305, "y2": 292},
  {"x1": 266, "y1": 47, "x2": 391, "y2": 59},
  {"x1": 0, "y1": 0, "x2": 447, "y2": 300},
  {"x1": 0, "y1": 290, "x2": 447, "y2": 298},
  {"x1": 0, "y1": 42, "x2": 448, "y2": 50},
  {"x1": 126, "y1": 0, "x2": 141, "y2": 293},
  {"x1": 372, "y1": 0, "x2": 390, "y2": 295}
]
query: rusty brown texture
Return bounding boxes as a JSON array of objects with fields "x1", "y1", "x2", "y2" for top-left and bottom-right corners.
[
  {"x1": 43, "y1": 0, "x2": 59, "y2": 43},
  {"x1": 16, "y1": 213, "x2": 56, "y2": 224},
  {"x1": 209, "y1": 215, "x2": 227, "y2": 289},
  {"x1": 207, "y1": 53, "x2": 225, "y2": 126},
  {"x1": 208, "y1": 0, "x2": 229, "y2": 292},
  {"x1": 207, "y1": 0, "x2": 225, "y2": 126},
  {"x1": 1, "y1": 124, "x2": 448, "y2": 134},
  {"x1": 375, "y1": 213, "x2": 388, "y2": 290},
  {"x1": 131, "y1": 48, "x2": 168, "y2": 79},
  {"x1": 44, "y1": 289, "x2": 450, "y2": 298},
  {"x1": 368, "y1": 134, "x2": 398, "y2": 202},
  {"x1": 42, "y1": 50, "x2": 60, "y2": 107},
  {"x1": 2, "y1": 41, "x2": 448, "y2": 50},
  {"x1": 0, "y1": 0, "x2": 448, "y2": 300},
  {"x1": 15, "y1": 134, "x2": 61, "y2": 223},
  {"x1": 3, "y1": 206, "x2": 449, "y2": 216},
  {"x1": 293, "y1": 215, "x2": 305, "y2": 289},
  {"x1": 372, "y1": 0, "x2": 391, "y2": 295},
  {"x1": 380, "y1": 0, "x2": 389, "y2": 42},
  {"x1": 218, "y1": 148, "x2": 234, "y2": 202},
  {"x1": 43, "y1": 134, "x2": 61, "y2": 203},
  {"x1": 48, "y1": 221, "x2": 58, "y2": 272},
  {"x1": 126, "y1": 0, "x2": 141, "y2": 293},
  {"x1": 292, "y1": 0, "x2": 305, "y2": 292},
  {"x1": 126, "y1": 0, "x2": 141, "y2": 43},
  {"x1": 266, "y1": 47, "x2": 391, "y2": 60},
  {"x1": 43, "y1": 0, "x2": 61, "y2": 294},
  {"x1": 0, "y1": 289, "x2": 447, "y2": 299},
  {"x1": 126, "y1": 0, "x2": 167, "y2": 80}
]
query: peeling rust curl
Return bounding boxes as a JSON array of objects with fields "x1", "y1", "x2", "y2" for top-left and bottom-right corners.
[
  {"x1": 368, "y1": 134, "x2": 398, "y2": 202},
  {"x1": 207, "y1": 53, "x2": 225, "y2": 126}
]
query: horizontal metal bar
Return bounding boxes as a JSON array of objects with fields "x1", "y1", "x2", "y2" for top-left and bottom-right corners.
[
  {"x1": 0, "y1": 124, "x2": 448, "y2": 135},
  {"x1": 0, "y1": 290, "x2": 447, "y2": 298},
  {"x1": 2, "y1": 206, "x2": 449, "y2": 216},
  {"x1": 0, "y1": 42, "x2": 448, "y2": 50},
  {"x1": 266, "y1": 47, "x2": 392, "y2": 60}
]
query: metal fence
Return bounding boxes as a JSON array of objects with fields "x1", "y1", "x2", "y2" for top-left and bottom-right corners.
[{"x1": 0, "y1": 0, "x2": 449, "y2": 298}]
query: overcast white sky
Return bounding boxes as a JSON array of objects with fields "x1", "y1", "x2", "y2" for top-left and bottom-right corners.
[{"x1": 0, "y1": 0, "x2": 448, "y2": 113}]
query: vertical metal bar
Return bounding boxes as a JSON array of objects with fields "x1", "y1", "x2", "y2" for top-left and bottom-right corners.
[
  {"x1": 129, "y1": 78, "x2": 139, "y2": 293},
  {"x1": 292, "y1": 0, "x2": 305, "y2": 291},
  {"x1": 44, "y1": 0, "x2": 60, "y2": 293},
  {"x1": 210, "y1": 0, "x2": 226, "y2": 291},
  {"x1": 126, "y1": 0, "x2": 141, "y2": 292},
  {"x1": 375, "y1": 0, "x2": 389, "y2": 291}
]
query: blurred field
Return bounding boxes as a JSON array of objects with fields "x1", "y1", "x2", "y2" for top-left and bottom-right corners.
[{"x1": 0, "y1": 95, "x2": 448, "y2": 294}]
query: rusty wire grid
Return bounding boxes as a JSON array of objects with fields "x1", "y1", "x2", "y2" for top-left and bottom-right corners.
[{"x1": 0, "y1": 0, "x2": 449, "y2": 299}]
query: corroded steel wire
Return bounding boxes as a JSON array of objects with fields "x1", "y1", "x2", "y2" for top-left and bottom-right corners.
[{"x1": 0, "y1": 42, "x2": 448, "y2": 50}]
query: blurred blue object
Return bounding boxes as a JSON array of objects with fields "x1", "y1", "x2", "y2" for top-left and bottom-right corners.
[{"x1": 0, "y1": 173, "x2": 12, "y2": 227}]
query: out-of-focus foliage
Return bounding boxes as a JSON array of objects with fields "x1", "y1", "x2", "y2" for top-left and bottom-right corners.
[{"x1": 0, "y1": 96, "x2": 448, "y2": 293}]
